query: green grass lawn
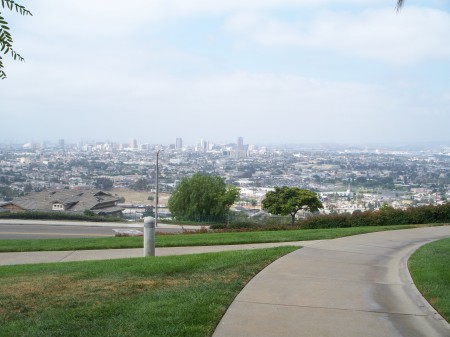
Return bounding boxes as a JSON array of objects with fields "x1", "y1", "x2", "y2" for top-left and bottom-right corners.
[
  {"x1": 409, "y1": 237, "x2": 450, "y2": 323},
  {"x1": 0, "y1": 224, "x2": 444, "y2": 253},
  {"x1": 0, "y1": 246, "x2": 297, "y2": 337}
]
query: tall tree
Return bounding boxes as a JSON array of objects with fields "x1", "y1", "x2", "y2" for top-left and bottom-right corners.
[
  {"x1": 396, "y1": 0, "x2": 405, "y2": 12},
  {"x1": 0, "y1": 0, "x2": 32, "y2": 79},
  {"x1": 262, "y1": 186, "x2": 323, "y2": 226},
  {"x1": 94, "y1": 177, "x2": 114, "y2": 190},
  {"x1": 168, "y1": 172, "x2": 240, "y2": 221},
  {"x1": 130, "y1": 178, "x2": 151, "y2": 191}
]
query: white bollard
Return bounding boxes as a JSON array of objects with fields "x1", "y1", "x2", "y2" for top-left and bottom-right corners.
[{"x1": 144, "y1": 216, "x2": 155, "y2": 257}]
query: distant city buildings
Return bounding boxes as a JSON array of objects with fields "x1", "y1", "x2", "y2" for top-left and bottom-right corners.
[{"x1": 1, "y1": 137, "x2": 450, "y2": 218}]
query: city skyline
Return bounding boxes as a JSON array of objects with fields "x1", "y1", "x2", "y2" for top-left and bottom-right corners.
[
  {"x1": 7, "y1": 137, "x2": 450, "y2": 152},
  {"x1": 1, "y1": 1, "x2": 450, "y2": 144}
]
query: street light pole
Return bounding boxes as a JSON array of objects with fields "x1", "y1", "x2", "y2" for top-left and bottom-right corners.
[
  {"x1": 155, "y1": 149, "x2": 160, "y2": 228},
  {"x1": 143, "y1": 149, "x2": 161, "y2": 257}
]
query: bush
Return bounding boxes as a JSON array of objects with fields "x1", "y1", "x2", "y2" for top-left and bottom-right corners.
[
  {"x1": 0, "y1": 211, "x2": 124, "y2": 222},
  {"x1": 298, "y1": 203, "x2": 450, "y2": 229},
  {"x1": 83, "y1": 210, "x2": 96, "y2": 217}
]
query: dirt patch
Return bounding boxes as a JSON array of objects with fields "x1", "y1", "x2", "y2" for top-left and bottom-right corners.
[
  {"x1": 0, "y1": 274, "x2": 189, "y2": 318},
  {"x1": 112, "y1": 188, "x2": 170, "y2": 205}
]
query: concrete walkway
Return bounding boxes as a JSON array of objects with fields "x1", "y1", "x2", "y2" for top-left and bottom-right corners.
[
  {"x1": 1, "y1": 227, "x2": 449, "y2": 336},
  {"x1": 0, "y1": 218, "x2": 206, "y2": 230},
  {"x1": 213, "y1": 226, "x2": 450, "y2": 337},
  {"x1": 0, "y1": 241, "x2": 321, "y2": 266}
]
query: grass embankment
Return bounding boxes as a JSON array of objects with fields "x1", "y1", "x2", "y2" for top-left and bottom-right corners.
[
  {"x1": 409, "y1": 237, "x2": 450, "y2": 323},
  {"x1": 0, "y1": 247, "x2": 297, "y2": 337},
  {"x1": 0, "y1": 224, "x2": 443, "y2": 253}
]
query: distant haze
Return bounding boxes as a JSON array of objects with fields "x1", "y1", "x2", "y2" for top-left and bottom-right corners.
[{"x1": 1, "y1": 1, "x2": 450, "y2": 145}]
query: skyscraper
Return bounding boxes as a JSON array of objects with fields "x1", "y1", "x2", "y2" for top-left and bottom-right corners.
[
  {"x1": 236, "y1": 137, "x2": 247, "y2": 159},
  {"x1": 237, "y1": 137, "x2": 244, "y2": 152},
  {"x1": 200, "y1": 139, "x2": 208, "y2": 151},
  {"x1": 176, "y1": 137, "x2": 183, "y2": 150},
  {"x1": 129, "y1": 139, "x2": 138, "y2": 150}
]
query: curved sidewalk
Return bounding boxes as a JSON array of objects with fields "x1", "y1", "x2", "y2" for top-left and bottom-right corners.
[
  {"x1": 0, "y1": 241, "x2": 320, "y2": 266},
  {"x1": 213, "y1": 226, "x2": 450, "y2": 337}
]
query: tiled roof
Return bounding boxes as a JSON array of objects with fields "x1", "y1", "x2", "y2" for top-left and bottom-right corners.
[{"x1": 5, "y1": 190, "x2": 122, "y2": 213}]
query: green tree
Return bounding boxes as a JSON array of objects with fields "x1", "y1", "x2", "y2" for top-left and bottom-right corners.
[
  {"x1": 0, "y1": 186, "x2": 17, "y2": 200},
  {"x1": 94, "y1": 177, "x2": 114, "y2": 190},
  {"x1": 131, "y1": 178, "x2": 150, "y2": 191},
  {"x1": 262, "y1": 186, "x2": 323, "y2": 226},
  {"x1": 0, "y1": 0, "x2": 32, "y2": 79},
  {"x1": 23, "y1": 182, "x2": 32, "y2": 192},
  {"x1": 168, "y1": 172, "x2": 240, "y2": 221}
]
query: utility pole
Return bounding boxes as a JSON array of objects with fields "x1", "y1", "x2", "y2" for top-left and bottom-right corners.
[
  {"x1": 155, "y1": 149, "x2": 160, "y2": 228},
  {"x1": 143, "y1": 149, "x2": 161, "y2": 257}
]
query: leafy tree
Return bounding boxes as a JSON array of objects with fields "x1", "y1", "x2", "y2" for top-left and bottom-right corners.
[
  {"x1": 262, "y1": 186, "x2": 323, "y2": 226},
  {"x1": 23, "y1": 182, "x2": 32, "y2": 192},
  {"x1": 168, "y1": 172, "x2": 240, "y2": 220},
  {"x1": 0, "y1": 185, "x2": 17, "y2": 200},
  {"x1": 94, "y1": 177, "x2": 114, "y2": 190},
  {"x1": 131, "y1": 178, "x2": 151, "y2": 191},
  {"x1": 0, "y1": 0, "x2": 32, "y2": 79}
]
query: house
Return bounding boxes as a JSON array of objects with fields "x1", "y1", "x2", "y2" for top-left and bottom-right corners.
[{"x1": 0, "y1": 190, "x2": 123, "y2": 217}]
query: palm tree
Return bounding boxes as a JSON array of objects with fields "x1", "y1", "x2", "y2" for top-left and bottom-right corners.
[{"x1": 396, "y1": 0, "x2": 405, "y2": 11}]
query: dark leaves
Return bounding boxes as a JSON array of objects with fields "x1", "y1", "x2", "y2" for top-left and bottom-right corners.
[{"x1": 0, "y1": 1, "x2": 32, "y2": 79}]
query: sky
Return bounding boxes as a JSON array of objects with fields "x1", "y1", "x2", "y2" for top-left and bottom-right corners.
[{"x1": 1, "y1": 0, "x2": 450, "y2": 146}]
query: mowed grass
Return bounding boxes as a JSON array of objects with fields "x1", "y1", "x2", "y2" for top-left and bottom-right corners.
[
  {"x1": 0, "y1": 246, "x2": 297, "y2": 337},
  {"x1": 0, "y1": 224, "x2": 444, "y2": 253},
  {"x1": 409, "y1": 237, "x2": 450, "y2": 323}
]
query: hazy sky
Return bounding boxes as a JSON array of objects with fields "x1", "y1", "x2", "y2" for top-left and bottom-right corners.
[{"x1": 1, "y1": 0, "x2": 450, "y2": 146}]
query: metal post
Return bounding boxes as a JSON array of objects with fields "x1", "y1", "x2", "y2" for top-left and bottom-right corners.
[
  {"x1": 144, "y1": 216, "x2": 155, "y2": 256},
  {"x1": 155, "y1": 150, "x2": 160, "y2": 228}
]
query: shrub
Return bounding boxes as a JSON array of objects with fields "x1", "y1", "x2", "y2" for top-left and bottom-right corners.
[
  {"x1": 298, "y1": 203, "x2": 450, "y2": 229},
  {"x1": 0, "y1": 211, "x2": 123, "y2": 222}
]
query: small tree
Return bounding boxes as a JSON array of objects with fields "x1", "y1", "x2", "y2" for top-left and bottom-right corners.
[
  {"x1": 168, "y1": 172, "x2": 239, "y2": 221},
  {"x1": 262, "y1": 186, "x2": 323, "y2": 226}
]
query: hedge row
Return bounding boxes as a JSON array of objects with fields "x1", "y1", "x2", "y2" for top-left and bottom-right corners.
[
  {"x1": 299, "y1": 203, "x2": 450, "y2": 229},
  {"x1": 0, "y1": 211, "x2": 124, "y2": 222}
]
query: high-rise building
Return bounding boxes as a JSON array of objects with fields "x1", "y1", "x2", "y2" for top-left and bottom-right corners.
[
  {"x1": 236, "y1": 136, "x2": 247, "y2": 159},
  {"x1": 200, "y1": 139, "x2": 208, "y2": 151},
  {"x1": 176, "y1": 137, "x2": 183, "y2": 150},
  {"x1": 237, "y1": 137, "x2": 244, "y2": 152},
  {"x1": 129, "y1": 139, "x2": 138, "y2": 150},
  {"x1": 58, "y1": 139, "x2": 65, "y2": 149}
]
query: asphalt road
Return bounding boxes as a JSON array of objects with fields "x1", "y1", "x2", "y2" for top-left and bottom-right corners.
[{"x1": 0, "y1": 221, "x2": 184, "y2": 239}]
